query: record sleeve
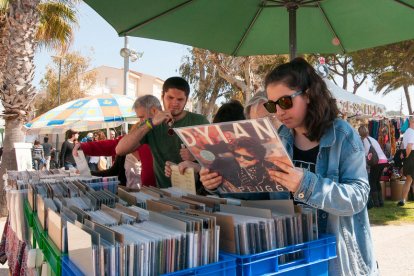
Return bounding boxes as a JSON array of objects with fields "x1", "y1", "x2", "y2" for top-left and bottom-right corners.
[{"x1": 175, "y1": 118, "x2": 292, "y2": 194}]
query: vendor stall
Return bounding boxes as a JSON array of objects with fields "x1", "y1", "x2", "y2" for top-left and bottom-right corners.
[{"x1": 324, "y1": 79, "x2": 386, "y2": 118}]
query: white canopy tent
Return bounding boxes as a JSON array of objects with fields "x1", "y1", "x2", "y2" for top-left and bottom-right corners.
[{"x1": 324, "y1": 79, "x2": 386, "y2": 117}]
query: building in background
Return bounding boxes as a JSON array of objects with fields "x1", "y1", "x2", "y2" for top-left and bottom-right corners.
[
  {"x1": 84, "y1": 65, "x2": 193, "y2": 111},
  {"x1": 86, "y1": 65, "x2": 164, "y2": 99}
]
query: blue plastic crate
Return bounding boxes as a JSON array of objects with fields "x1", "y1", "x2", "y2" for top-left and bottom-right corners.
[
  {"x1": 62, "y1": 256, "x2": 85, "y2": 276},
  {"x1": 221, "y1": 234, "x2": 337, "y2": 276},
  {"x1": 162, "y1": 254, "x2": 237, "y2": 276}
]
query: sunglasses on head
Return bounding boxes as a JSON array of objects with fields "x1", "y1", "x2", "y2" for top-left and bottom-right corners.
[
  {"x1": 234, "y1": 152, "x2": 255, "y2": 161},
  {"x1": 263, "y1": 90, "x2": 303, "y2": 113}
]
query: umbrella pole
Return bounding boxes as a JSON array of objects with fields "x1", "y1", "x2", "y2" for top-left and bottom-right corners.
[{"x1": 288, "y1": 5, "x2": 298, "y2": 60}]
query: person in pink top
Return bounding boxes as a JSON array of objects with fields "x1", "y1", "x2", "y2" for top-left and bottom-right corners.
[
  {"x1": 358, "y1": 125, "x2": 388, "y2": 207},
  {"x1": 73, "y1": 95, "x2": 162, "y2": 188}
]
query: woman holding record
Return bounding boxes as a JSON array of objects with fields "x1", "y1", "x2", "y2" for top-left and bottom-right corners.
[{"x1": 200, "y1": 58, "x2": 378, "y2": 276}]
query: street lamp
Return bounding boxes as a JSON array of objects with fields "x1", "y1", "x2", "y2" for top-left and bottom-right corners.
[
  {"x1": 120, "y1": 36, "x2": 142, "y2": 96},
  {"x1": 51, "y1": 55, "x2": 63, "y2": 167}
]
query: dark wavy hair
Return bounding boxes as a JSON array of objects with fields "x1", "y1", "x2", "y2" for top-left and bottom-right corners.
[
  {"x1": 264, "y1": 57, "x2": 339, "y2": 141},
  {"x1": 162, "y1": 76, "x2": 190, "y2": 98},
  {"x1": 231, "y1": 137, "x2": 266, "y2": 160}
]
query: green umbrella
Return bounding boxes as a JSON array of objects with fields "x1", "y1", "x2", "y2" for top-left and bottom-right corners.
[{"x1": 85, "y1": 0, "x2": 414, "y2": 58}]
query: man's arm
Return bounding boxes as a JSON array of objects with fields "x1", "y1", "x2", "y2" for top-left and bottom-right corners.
[
  {"x1": 80, "y1": 139, "x2": 119, "y2": 156},
  {"x1": 116, "y1": 123, "x2": 151, "y2": 155},
  {"x1": 116, "y1": 110, "x2": 174, "y2": 155}
]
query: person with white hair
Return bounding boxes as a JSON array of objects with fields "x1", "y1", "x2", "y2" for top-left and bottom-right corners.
[
  {"x1": 245, "y1": 91, "x2": 282, "y2": 129},
  {"x1": 73, "y1": 95, "x2": 160, "y2": 188}
]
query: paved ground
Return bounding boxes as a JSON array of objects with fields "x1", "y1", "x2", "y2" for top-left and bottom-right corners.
[
  {"x1": 0, "y1": 217, "x2": 412, "y2": 275},
  {"x1": 371, "y1": 223, "x2": 414, "y2": 276}
]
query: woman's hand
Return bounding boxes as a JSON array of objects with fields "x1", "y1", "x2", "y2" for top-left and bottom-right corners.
[
  {"x1": 268, "y1": 160, "x2": 304, "y2": 193},
  {"x1": 178, "y1": 161, "x2": 201, "y2": 174},
  {"x1": 199, "y1": 167, "x2": 222, "y2": 190}
]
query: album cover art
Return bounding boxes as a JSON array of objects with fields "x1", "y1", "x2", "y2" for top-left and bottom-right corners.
[{"x1": 175, "y1": 118, "x2": 293, "y2": 194}]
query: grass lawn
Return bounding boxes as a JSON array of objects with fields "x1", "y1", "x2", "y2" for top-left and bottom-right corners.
[{"x1": 368, "y1": 200, "x2": 414, "y2": 225}]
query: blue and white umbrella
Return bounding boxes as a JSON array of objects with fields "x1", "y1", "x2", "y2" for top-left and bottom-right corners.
[{"x1": 25, "y1": 94, "x2": 138, "y2": 134}]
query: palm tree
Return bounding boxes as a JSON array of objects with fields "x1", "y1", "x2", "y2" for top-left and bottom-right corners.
[
  {"x1": 0, "y1": 0, "x2": 78, "y2": 216},
  {"x1": 375, "y1": 42, "x2": 414, "y2": 115}
]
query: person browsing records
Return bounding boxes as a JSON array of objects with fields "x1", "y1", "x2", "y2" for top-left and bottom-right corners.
[
  {"x1": 199, "y1": 58, "x2": 377, "y2": 275},
  {"x1": 116, "y1": 77, "x2": 209, "y2": 188},
  {"x1": 73, "y1": 95, "x2": 159, "y2": 188},
  {"x1": 164, "y1": 100, "x2": 246, "y2": 194},
  {"x1": 244, "y1": 91, "x2": 282, "y2": 129}
]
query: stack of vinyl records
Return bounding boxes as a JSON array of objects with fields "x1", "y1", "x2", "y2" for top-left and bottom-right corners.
[
  {"x1": 211, "y1": 203, "x2": 318, "y2": 257},
  {"x1": 60, "y1": 208, "x2": 220, "y2": 275}
]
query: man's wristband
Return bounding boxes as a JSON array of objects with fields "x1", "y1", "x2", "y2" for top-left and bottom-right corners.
[{"x1": 145, "y1": 118, "x2": 154, "y2": 129}]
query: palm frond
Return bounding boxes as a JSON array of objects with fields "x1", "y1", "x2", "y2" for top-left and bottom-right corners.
[
  {"x1": 376, "y1": 70, "x2": 414, "y2": 96},
  {"x1": 0, "y1": 0, "x2": 8, "y2": 13},
  {"x1": 36, "y1": 1, "x2": 78, "y2": 51}
]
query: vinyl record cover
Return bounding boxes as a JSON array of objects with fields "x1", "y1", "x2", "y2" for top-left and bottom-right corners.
[{"x1": 175, "y1": 118, "x2": 292, "y2": 194}]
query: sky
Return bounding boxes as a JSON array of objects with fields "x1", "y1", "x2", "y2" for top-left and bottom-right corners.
[{"x1": 33, "y1": 2, "x2": 409, "y2": 115}]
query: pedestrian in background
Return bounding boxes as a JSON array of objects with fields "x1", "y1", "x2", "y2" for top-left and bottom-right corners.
[
  {"x1": 397, "y1": 116, "x2": 414, "y2": 206},
  {"x1": 32, "y1": 140, "x2": 45, "y2": 170},
  {"x1": 60, "y1": 129, "x2": 78, "y2": 170},
  {"x1": 41, "y1": 137, "x2": 54, "y2": 170},
  {"x1": 110, "y1": 130, "x2": 116, "y2": 140},
  {"x1": 358, "y1": 125, "x2": 388, "y2": 207}
]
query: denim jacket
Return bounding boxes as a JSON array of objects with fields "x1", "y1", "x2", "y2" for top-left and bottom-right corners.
[{"x1": 278, "y1": 119, "x2": 378, "y2": 276}]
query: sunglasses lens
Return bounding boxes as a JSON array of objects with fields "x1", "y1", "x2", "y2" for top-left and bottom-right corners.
[
  {"x1": 168, "y1": 128, "x2": 175, "y2": 136},
  {"x1": 235, "y1": 153, "x2": 254, "y2": 161},
  {"x1": 263, "y1": 102, "x2": 276, "y2": 113},
  {"x1": 278, "y1": 96, "x2": 293, "y2": 110}
]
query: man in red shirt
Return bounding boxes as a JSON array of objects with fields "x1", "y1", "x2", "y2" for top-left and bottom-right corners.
[{"x1": 73, "y1": 95, "x2": 162, "y2": 187}]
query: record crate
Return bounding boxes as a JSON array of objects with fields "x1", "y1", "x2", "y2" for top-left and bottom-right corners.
[
  {"x1": 162, "y1": 254, "x2": 237, "y2": 276},
  {"x1": 25, "y1": 204, "x2": 61, "y2": 275},
  {"x1": 60, "y1": 253, "x2": 236, "y2": 276},
  {"x1": 220, "y1": 234, "x2": 337, "y2": 276}
]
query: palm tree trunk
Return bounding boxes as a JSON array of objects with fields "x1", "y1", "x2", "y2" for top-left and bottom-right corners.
[
  {"x1": 0, "y1": 119, "x2": 25, "y2": 216},
  {"x1": 0, "y1": 0, "x2": 40, "y2": 216},
  {"x1": 0, "y1": 12, "x2": 10, "y2": 88},
  {"x1": 404, "y1": 85, "x2": 412, "y2": 115}
]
